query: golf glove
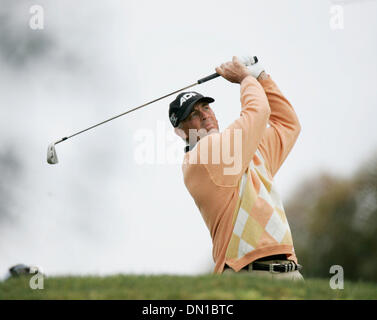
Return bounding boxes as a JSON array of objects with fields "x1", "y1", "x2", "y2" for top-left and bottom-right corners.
[{"x1": 238, "y1": 55, "x2": 265, "y2": 79}]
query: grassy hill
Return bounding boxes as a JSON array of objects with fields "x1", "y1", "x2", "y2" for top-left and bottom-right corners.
[{"x1": 1, "y1": 274, "x2": 376, "y2": 300}]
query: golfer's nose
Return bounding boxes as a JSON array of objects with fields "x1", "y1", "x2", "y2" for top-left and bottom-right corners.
[{"x1": 199, "y1": 108, "x2": 210, "y2": 120}]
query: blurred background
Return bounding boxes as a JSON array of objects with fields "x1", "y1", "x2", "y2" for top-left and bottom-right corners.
[{"x1": 0, "y1": 0, "x2": 376, "y2": 282}]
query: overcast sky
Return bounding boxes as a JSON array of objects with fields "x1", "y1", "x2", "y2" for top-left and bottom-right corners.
[{"x1": 0, "y1": 0, "x2": 376, "y2": 278}]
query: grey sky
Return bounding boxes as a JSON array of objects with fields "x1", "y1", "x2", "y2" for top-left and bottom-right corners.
[{"x1": 0, "y1": 0, "x2": 376, "y2": 277}]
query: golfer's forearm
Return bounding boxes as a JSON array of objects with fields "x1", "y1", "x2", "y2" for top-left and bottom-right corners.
[
  {"x1": 256, "y1": 76, "x2": 301, "y2": 178},
  {"x1": 259, "y1": 76, "x2": 301, "y2": 133},
  {"x1": 199, "y1": 76, "x2": 270, "y2": 186},
  {"x1": 202, "y1": 76, "x2": 270, "y2": 185},
  {"x1": 238, "y1": 76, "x2": 271, "y2": 169}
]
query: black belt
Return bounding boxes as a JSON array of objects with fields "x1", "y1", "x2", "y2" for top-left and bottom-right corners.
[
  {"x1": 224, "y1": 259, "x2": 302, "y2": 273},
  {"x1": 252, "y1": 261, "x2": 302, "y2": 273}
]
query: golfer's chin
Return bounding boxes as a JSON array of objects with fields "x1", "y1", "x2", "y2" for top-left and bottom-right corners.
[
  {"x1": 207, "y1": 127, "x2": 219, "y2": 135},
  {"x1": 203, "y1": 123, "x2": 219, "y2": 133},
  {"x1": 199, "y1": 126, "x2": 219, "y2": 138}
]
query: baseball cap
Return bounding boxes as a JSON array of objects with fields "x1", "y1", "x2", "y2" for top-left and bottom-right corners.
[{"x1": 169, "y1": 91, "x2": 215, "y2": 128}]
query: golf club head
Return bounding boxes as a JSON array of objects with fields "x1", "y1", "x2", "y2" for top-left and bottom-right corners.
[{"x1": 47, "y1": 143, "x2": 58, "y2": 164}]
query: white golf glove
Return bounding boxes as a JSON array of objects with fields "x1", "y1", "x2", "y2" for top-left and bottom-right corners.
[{"x1": 238, "y1": 55, "x2": 265, "y2": 79}]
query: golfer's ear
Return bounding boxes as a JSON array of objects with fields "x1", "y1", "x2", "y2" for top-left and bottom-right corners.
[{"x1": 174, "y1": 127, "x2": 187, "y2": 140}]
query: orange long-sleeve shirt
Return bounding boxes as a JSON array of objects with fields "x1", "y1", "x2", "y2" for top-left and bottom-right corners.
[{"x1": 182, "y1": 75, "x2": 301, "y2": 274}]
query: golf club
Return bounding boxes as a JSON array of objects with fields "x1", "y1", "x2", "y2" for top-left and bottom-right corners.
[{"x1": 47, "y1": 56, "x2": 258, "y2": 164}]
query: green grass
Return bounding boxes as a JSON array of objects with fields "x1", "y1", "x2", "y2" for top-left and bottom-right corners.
[{"x1": 0, "y1": 274, "x2": 376, "y2": 300}]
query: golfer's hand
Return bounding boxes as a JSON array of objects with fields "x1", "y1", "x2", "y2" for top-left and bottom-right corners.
[{"x1": 215, "y1": 56, "x2": 252, "y2": 84}]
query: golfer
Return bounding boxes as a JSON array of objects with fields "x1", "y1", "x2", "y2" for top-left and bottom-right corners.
[{"x1": 169, "y1": 56, "x2": 303, "y2": 280}]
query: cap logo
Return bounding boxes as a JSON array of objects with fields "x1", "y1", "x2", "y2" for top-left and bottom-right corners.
[
  {"x1": 170, "y1": 113, "x2": 178, "y2": 126},
  {"x1": 180, "y1": 92, "x2": 197, "y2": 106}
]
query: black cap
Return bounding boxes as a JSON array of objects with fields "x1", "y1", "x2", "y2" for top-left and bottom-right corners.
[{"x1": 169, "y1": 91, "x2": 215, "y2": 128}]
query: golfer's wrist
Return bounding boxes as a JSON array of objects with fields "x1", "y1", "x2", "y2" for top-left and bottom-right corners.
[
  {"x1": 257, "y1": 71, "x2": 268, "y2": 81},
  {"x1": 239, "y1": 74, "x2": 255, "y2": 86},
  {"x1": 239, "y1": 72, "x2": 253, "y2": 83}
]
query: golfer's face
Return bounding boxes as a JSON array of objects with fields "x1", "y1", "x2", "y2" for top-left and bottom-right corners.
[{"x1": 180, "y1": 102, "x2": 219, "y2": 140}]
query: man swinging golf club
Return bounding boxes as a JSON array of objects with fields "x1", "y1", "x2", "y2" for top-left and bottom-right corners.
[{"x1": 169, "y1": 56, "x2": 303, "y2": 280}]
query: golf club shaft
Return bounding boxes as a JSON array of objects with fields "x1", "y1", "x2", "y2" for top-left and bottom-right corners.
[
  {"x1": 54, "y1": 74, "x2": 220, "y2": 145},
  {"x1": 53, "y1": 54, "x2": 258, "y2": 145}
]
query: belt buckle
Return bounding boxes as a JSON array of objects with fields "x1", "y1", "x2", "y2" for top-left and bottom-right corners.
[{"x1": 269, "y1": 263, "x2": 280, "y2": 273}]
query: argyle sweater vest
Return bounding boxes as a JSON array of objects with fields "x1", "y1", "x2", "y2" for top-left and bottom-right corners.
[{"x1": 224, "y1": 148, "x2": 297, "y2": 267}]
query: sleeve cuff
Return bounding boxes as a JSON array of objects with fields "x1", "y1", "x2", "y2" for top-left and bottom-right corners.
[
  {"x1": 258, "y1": 75, "x2": 275, "y2": 89},
  {"x1": 240, "y1": 75, "x2": 261, "y2": 92}
]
